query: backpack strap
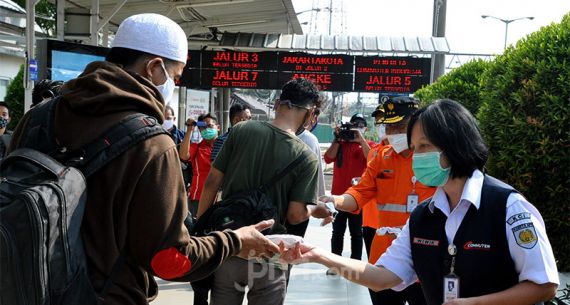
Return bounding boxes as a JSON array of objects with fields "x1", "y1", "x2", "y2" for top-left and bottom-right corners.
[
  {"x1": 17, "y1": 98, "x2": 168, "y2": 179},
  {"x1": 259, "y1": 149, "x2": 313, "y2": 192},
  {"x1": 70, "y1": 113, "x2": 167, "y2": 178},
  {"x1": 19, "y1": 97, "x2": 60, "y2": 156}
]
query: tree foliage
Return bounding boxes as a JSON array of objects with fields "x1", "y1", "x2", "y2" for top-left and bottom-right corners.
[
  {"x1": 4, "y1": 66, "x2": 25, "y2": 130},
  {"x1": 14, "y1": 0, "x2": 56, "y2": 35},
  {"x1": 478, "y1": 14, "x2": 570, "y2": 271},
  {"x1": 414, "y1": 59, "x2": 492, "y2": 114}
]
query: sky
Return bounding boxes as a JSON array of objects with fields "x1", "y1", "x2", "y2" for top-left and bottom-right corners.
[
  {"x1": 293, "y1": 0, "x2": 570, "y2": 57},
  {"x1": 291, "y1": 0, "x2": 569, "y2": 108}
]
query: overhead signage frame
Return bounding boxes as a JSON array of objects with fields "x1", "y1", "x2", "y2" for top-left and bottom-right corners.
[{"x1": 180, "y1": 50, "x2": 431, "y2": 93}]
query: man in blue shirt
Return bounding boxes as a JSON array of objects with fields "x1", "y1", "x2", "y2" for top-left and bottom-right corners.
[
  {"x1": 163, "y1": 105, "x2": 191, "y2": 188},
  {"x1": 163, "y1": 105, "x2": 186, "y2": 144},
  {"x1": 210, "y1": 103, "x2": 252, "y2": 162}
]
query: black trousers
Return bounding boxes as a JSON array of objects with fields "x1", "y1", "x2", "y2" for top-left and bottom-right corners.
[
  {"x1": 370, "y1": 282, "x2": 426, "y2": 305},
  {"x1": 363, "y1": 226, "x2": 376, "y2": 259},
  {"x1": 331, "y1": 211, "x2": 363, "y2": 259},
  {"x1": 191, "y1": 281, "x2": 210, "y2": 305}
]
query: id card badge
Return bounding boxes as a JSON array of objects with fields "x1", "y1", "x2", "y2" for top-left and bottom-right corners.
[
  {"x1": 443, "y1": 274, "x2": 460, "y2": 302},
  {"x1": 407, "y1": 193, "x2": 419, "y2": 212}
]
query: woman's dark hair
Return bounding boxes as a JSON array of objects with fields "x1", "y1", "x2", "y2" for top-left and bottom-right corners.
[
  {"x1": 279, "y1": 78, "x2": 322, "y2": 109},
  {"x1": 406, "y1": 99, "x2": 488, "y2": 178},
  {"x1": 229, "y1": 103, "x2": 250, "y2": 122},
  {"x1": 106, "y1": 47, "x2": 177, "y2": 69}
]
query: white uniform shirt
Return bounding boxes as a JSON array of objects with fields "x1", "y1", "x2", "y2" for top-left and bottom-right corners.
[{"x1": 377, "y1": 170, "x2": 559, "y2": 291}]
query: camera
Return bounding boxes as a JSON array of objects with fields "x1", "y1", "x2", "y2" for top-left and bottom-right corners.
[{"x1": 337, "y1": 122, "x2": 356, "y2": 141}]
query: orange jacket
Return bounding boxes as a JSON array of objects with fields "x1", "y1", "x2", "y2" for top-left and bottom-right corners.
[
  {"x1": 346, "y1": 145, "x2": 436, "y2": 264},
  {"x1": 361, "y1": 144, "x2": 382, "y2": 229}
]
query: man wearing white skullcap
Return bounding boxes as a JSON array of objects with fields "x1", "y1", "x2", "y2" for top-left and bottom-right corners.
[{"x1": 8, "y1": 13, "x2": 279, "y2": 305}]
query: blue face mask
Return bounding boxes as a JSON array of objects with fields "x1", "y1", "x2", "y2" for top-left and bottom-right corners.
[
  {"x1": 0, "y1": 117, "x2": 8, "y2": 129},
  {"x1": 412, "y1": 151, "x2": 451, "y2": 186},
  {"x1": 200, "y1": 128, "x2": 218, "y2": 140}
]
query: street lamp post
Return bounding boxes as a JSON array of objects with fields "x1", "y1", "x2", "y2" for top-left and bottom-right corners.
[{"x1": 481, "y1": 15, "x2": 534, "y2": 50}]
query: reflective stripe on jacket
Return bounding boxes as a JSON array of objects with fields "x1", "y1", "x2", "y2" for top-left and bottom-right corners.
[{"x1": 346, "y1": 145, "x2": 435, "y2": 263}]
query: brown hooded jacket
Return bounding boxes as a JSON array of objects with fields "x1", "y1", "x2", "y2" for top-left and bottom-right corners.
[{"x1": 9, "y1": 61, "x2": 241, "y2": 304}]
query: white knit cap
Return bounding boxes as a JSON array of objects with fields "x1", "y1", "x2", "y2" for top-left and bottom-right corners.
[{"x1": 112, "y1": 13, "x2": 188, "y2": 64}]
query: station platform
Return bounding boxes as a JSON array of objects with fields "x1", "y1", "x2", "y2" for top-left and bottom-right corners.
[{"x1": 152, "y1": 217, "x2": 372, "y2": 305}]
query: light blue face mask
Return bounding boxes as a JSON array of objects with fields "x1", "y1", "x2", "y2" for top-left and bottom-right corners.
[
  {"x1": 412, "y1": 151, "x2": 451, "y2": 186},
  {"x1": 200, "y1": 128, "x2": 218, "y2": 140}
]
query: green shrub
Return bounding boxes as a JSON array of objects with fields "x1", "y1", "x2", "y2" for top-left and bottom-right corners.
[
  {"x1": 4, "y1": 65, "x2": 24, "y2": 130},
  {"x1": 414, "y1": 59, "x2": 492, "y2": 114},
  {"x1": 478, "y1": 14, "x2": 570, "y2": 271}
]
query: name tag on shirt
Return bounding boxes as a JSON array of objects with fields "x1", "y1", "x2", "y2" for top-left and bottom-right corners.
[{"x1": 407, "y1": 194, "x2": 419, "y2": 213}]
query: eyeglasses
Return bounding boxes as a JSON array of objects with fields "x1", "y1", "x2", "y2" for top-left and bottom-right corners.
[{"x1": 279, "y1": 99, "x2": 314, "y2": 112}]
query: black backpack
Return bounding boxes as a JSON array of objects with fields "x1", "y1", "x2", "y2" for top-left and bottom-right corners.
[
  {"x1": 192, "y1": 150, "x2": 311, "y2": 236},
  {"x1": 0, "y1": 98, "x2": 167, "y2": 305}
]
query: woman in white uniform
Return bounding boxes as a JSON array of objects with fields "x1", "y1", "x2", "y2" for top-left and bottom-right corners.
[{"x1": 281, "y1": 99, "x2": 559, "y2": 305}]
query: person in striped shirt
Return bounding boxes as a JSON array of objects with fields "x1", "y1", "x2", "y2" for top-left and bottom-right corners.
[{"x1": 210, "y1": 103, "x2": 252, "y2": 162}]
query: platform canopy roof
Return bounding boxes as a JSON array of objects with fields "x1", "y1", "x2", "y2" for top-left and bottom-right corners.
[
  {"x1": 61, "y1": 0, "x2": 302, "y2": 39},
  {"x1": 0, "y1": 0, "x2": 303, "y2": 57},
  {"x1": 216, "y1": 32, "x2": 451, "y2": 54}
]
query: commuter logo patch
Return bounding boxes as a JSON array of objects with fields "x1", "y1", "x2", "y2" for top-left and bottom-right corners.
[
  {"x1": 413, "y1": 237, "x2": 439, "y2": 247},
  {"x1": 512, "y1": 222, "x2": 537, "y2": 249},
  {"x1": 463, "y1": 241, "x2": 491, "y2": 251}
]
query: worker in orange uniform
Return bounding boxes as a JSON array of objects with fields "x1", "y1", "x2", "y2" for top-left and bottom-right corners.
[
  {"x1": 321, "y1": 97, "x2": 435, "y2": 305},
  {"x1": 361, "y1": 105, "x2": 387, "y2": 259}
]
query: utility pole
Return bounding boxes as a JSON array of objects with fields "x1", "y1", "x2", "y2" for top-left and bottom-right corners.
[
  {"x1": 430, "y1": 0, "x2": 447, "y2": 83},
  {"x1": 328, "y1": 0, "x2": 336, "y2": 124}
]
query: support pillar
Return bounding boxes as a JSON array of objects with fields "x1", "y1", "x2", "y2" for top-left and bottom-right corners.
[
  {"x1": 178, "y1": 87, "x2": 187, "y2": 129},
  {"x1": 24, "y1": 0, "x2": 39, "y2": 111},
  {"x1": 90, "y1": 0, "x2": 99, "y2": 45},
  {"x1": 56, "y1": 0, "x2": 65, "y2": 40},
  {"x1": 222, "y1": 88, "x2": 231, "y2": 132}
]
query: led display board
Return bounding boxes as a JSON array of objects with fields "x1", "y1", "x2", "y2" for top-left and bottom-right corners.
[
  {"x1": 353, "y1": 56, "x2": 431, "y2": 93},
  {"x1": 278, "y1": 72, "x2": 353, "y2": 92},
  {"x1": 200, "y1": 70, "x2": 279, "y2": 89},
  {"x1": 180, "y1": 50, "x2": 432, "y2": 93},
  {"x1": 202, "y1": 50, "x2": 278, "y2": 71},
  {"x1": 278, "y1": 53, "x2": 353, "y2": 74}
]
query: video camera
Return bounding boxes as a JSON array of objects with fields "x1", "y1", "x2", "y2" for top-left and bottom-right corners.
[
  {"x1": 192, "y1": 121, "x2": 207, "y2": 128},
  {"x1": 337, "y1": 122, "x2": 356, "y2": 141}
]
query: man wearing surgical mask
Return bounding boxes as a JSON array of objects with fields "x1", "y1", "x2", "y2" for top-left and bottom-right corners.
[
  {"x1": 197, "y1": 78, "x2": 333, "y2": 305},
  {"x1": 8, "y1": 14, "x2": 280, "y2": 305},
  {"x1": 320, "y1": 96, "x2": 435, "y2": 305},
  {"x1": 163, "y1": 105, "x2": 185, "y2": 144},
  {"x1": 323, "y1": 113, "x2": 374, "y2": 272},
  {"x1": 0, "y1": 101, "x2": 12, "y2": 161},
  {"x1": 179, "y1": 113, "x2": 219, "y2": 218}
]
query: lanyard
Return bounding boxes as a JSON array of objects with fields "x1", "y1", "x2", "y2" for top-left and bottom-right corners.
[{"x1": 444, "y1": 244, "x2": 460, "y2": 301}]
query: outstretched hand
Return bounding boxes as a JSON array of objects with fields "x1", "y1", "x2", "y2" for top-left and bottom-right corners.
[
  {"x1": 233, "y1": 219, "x2": 280, "y2": 259},
  {"x1": 278, "y1": 241, "x2": 322, "y2": 265}
]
